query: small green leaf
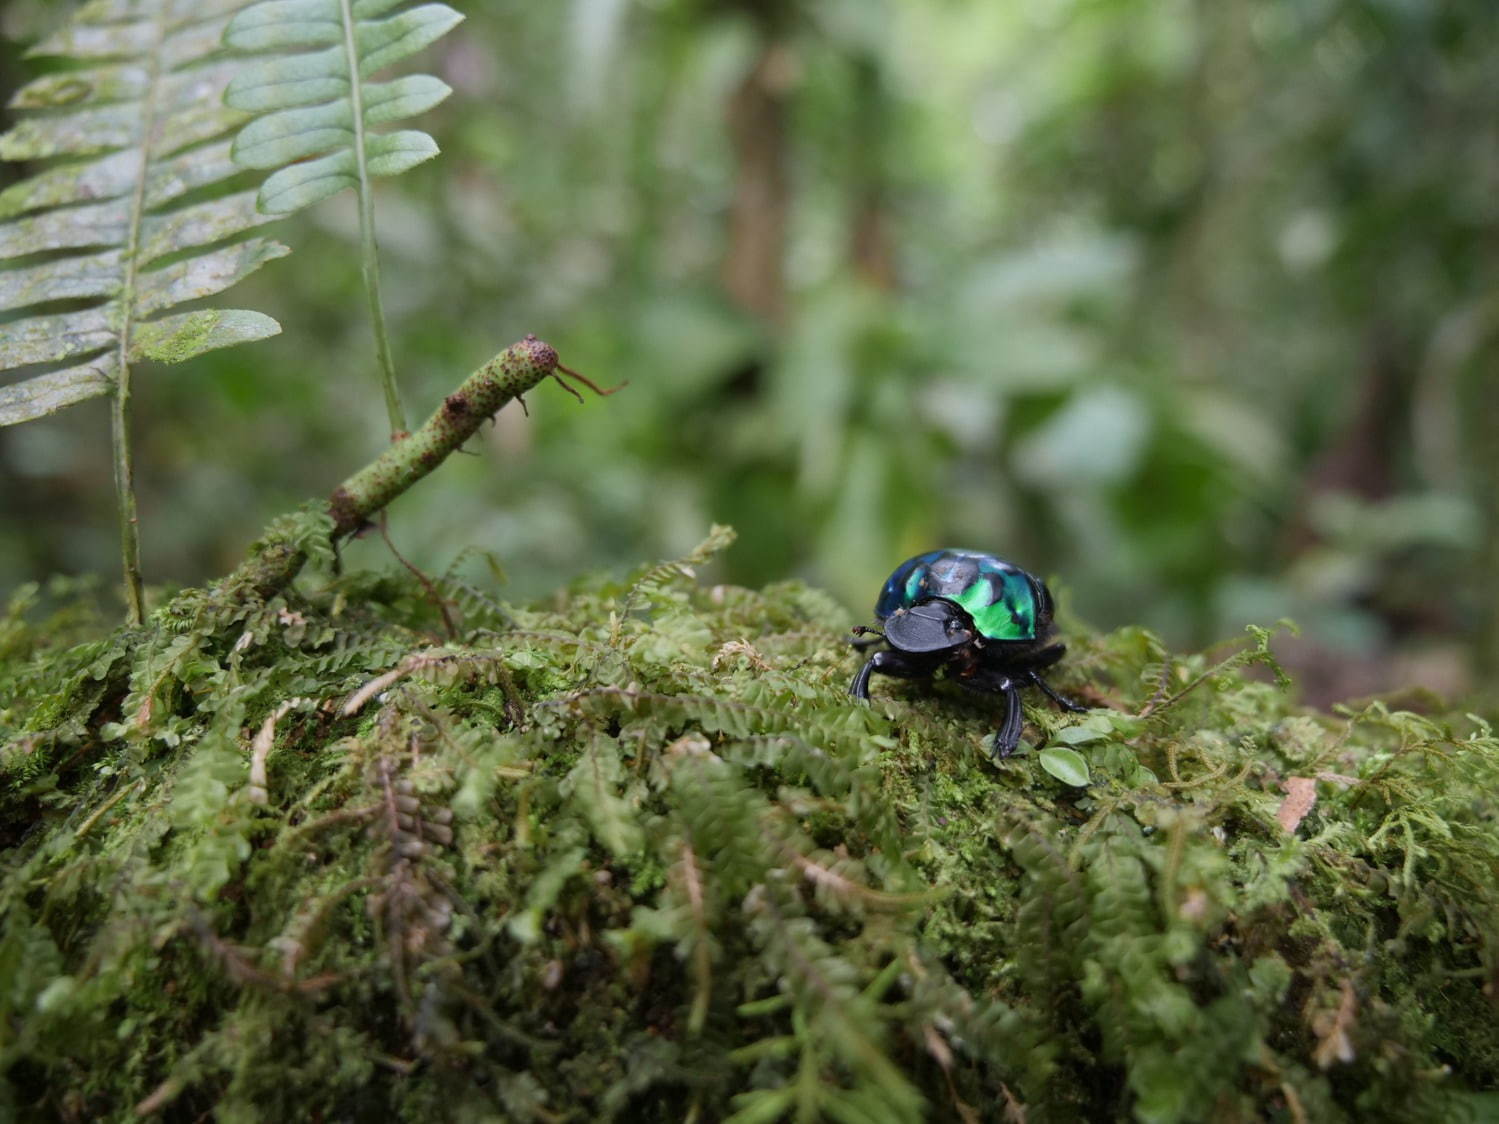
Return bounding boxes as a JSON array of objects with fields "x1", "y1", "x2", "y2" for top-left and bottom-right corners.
[
  {"x1": 0, "y1": 103, "x2": 142, "y2": 161},
  {"x1": 1038, "y1": 746, "x2": 1091, "y2": 787},
  {"x1": 0, "y1": 248, "x2": 123, "y2": 310},
  {"x1": 225, "y1": 48, "x2": 350, "y2": 112},
  {"x1": 362, "y1": 75, "x2": 451, "y2": 125},
  {"x1": 233, "y1": 100, "x2": 355, "y2": 169},
  {"x1": 258, "y1": 151, "x2": 356, "y2": 213},
  {"x1": 0, "y1": 151, "x2": 139, "y2": 220},
  {"x1": 225, "y1": 0, "x2": 344, "y2": 52},
  {"x1": 0, "y1": 307, "x2": 115, "y2": 367},
  {"x1": 1103, "y1": 712, "x2": 1146, "y2": 738},
  {"x1": 27, "y1": 15, "x2": 156, "y2": 62},
  {"x1": 138, "y1": 191, "x2": 278, "y2": 263},
  {"x1": 1053, "y1": 725, "x2": 1107, "y2": 746},
  {"x1": 355, "y1": 4, "x2": 465, "y2": 77},
  {"x1": 133, "y1": 238, "x2": 291, "y2": 317},
  {"x1": 0, "y1": 196, "x2": 130, "y2": 257},
  {"x1": 10, "y1": 68, "x2": 126, "y2": 110}
]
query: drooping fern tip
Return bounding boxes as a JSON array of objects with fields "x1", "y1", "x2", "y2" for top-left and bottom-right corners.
[{"x1": 221, "y1": 0, "x2": 467, "y2": 436}]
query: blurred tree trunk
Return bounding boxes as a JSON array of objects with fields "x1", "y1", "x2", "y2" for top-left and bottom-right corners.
[
  {"x1": 1296, "y1": 332, "x2": 1403, "y2": 511},
  {"x1": 847, "y1": 55, "x2": 896, "y2": 291},
  {"x1": 1280, "y1": 331, "x2": 1405, "y2": 590},
  {"x1": 1472, "y1": 351, "x2": 1499, "y2": 685},
  {"x1": 721, "y1": 7, "x2": 794, "y2": 324}
]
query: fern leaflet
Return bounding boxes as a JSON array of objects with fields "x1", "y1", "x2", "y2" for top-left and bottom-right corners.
[{"x1": 223, "y1": 0, "x2": 462, "y2": 215}]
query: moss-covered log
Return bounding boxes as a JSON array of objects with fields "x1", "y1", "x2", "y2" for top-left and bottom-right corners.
[{"x1": 2, "y1": 517, "x2": 1497, "y2": 1123}]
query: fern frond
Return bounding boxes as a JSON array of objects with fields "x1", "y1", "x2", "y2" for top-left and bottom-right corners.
[
  {"x1": 559, "y1": 734, "x2": 646, "y2": 860},
  {"x1": 0, "y1": 0, "x2": 288, "y2": 426},
  {"x1": 223, "y1": 0, "x2": 463, "y2": 215},
  {"x1": 618, "y1": 524, "x2": 739, "y2": 620}
]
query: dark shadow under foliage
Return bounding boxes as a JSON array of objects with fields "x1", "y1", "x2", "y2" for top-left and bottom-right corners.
[{"x1": 1, "y1": 517, "x2": 1497, "y2": 1123}]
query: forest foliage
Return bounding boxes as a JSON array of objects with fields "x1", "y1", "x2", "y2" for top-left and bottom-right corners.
[{"x1": 0, "y1": 0, "x2": 1492, "y2": 695}]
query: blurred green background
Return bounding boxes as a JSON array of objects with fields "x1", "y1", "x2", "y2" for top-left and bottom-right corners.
[{"x1": 2, "y1": 0, "x2": 1494, "y2": 705}]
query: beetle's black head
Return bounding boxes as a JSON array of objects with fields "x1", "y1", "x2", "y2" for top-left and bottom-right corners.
[{"x1": 883, "y1": 598, "x2": 976, "y2": 654}]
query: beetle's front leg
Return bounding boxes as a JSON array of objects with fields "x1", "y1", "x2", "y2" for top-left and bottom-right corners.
[
  {"x1": 991, "y1": 683, "x2": 1024, "y2": 759},
  {"x1": 849, "y1": 648, "x2": 929, "y2": 701},
  {"x1": 953, "y1": 670, "x2": 1027, "y2": 758}
]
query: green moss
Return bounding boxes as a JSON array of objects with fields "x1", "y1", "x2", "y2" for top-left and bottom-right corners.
[{"x1": 1, "y1": 527, "x2": 1496, "y2": 1123}]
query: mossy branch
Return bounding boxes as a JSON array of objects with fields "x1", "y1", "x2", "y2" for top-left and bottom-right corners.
[
  {"x1": 329, "y1": 335, "x2": 561, "y2": 536},
  {"x1": 226, "y1": 335, "x2": 616, "y2": 597}
]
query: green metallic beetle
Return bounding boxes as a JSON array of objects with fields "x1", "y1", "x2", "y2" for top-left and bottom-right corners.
[{"x1": 849, "y1": 549, "x2": 1084, "y2": 758}]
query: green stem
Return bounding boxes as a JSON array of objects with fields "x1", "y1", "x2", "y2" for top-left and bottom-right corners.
[
  {"x1": 362, "y1": 207, "x2": 405, "y2": 438},
  {"x1": 112, "y1": 381, "x2": 144, "y2": 625},
  {"x1": 340, "y1": 0, "x2": 407, "y2": 438},
  {"x1": 110, "y1": 7, "x2": 170, "y2": 626}
]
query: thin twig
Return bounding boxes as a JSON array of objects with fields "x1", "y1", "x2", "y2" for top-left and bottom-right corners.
[
  {"x1": 75, "y1": 780, "x2": 144, "y2": 841},
  {"x1": 377, "y1": 513, "x2": 457, "y2": 638},
  {"x1": 247, "y1": 701, "x2": 296, "y2": 806}
]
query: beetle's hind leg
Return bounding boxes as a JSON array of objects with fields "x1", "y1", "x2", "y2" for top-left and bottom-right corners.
[
  {"x1": 1027, "y1": 642, "x2": 1067, "y2": 670},
  {"x1": 1027, "y1": 670, "x2": 1087, "y2": 713}
]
